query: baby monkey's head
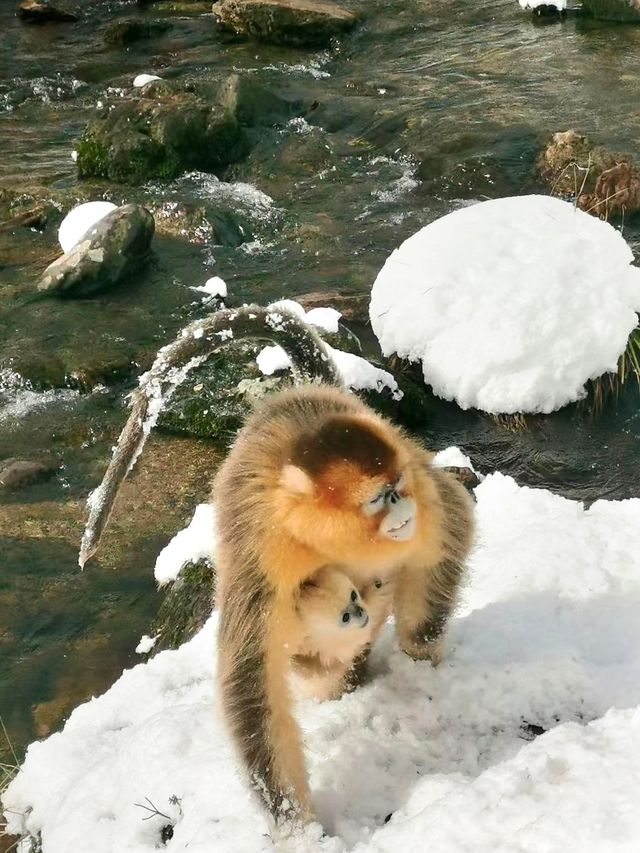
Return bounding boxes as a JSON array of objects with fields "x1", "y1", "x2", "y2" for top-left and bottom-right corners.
[
  {"x1": 297, "y1": 567, "x2": 369, "y2": 635},
  {"x1": 279, "y1": 414, "x2": 417, "y2": 557}
]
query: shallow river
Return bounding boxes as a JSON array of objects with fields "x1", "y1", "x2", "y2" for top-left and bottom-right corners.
[{"x1": 0, "y1": 0, "x2": 639, "y2": 764}]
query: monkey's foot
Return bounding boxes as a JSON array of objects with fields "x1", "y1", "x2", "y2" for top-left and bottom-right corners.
[{"x1": 399, "y1": 637, "x2": 443, "y2": 666}]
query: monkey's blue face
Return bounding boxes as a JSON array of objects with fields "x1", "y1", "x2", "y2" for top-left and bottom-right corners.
[
  {"x1": 361, "y1": 475, "x2": 417, "y2": 542},
  {"x1": 339, "y1": 588, "x2": 369, "y2": 630}
]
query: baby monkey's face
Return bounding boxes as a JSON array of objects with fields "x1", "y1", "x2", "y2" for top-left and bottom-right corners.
[{"x1": 298, "y1": 567, "x2": 369, "y2": 635}]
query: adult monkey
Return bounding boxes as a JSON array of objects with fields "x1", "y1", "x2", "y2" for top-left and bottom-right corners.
[{"x1": 79, "y1": 304, "x2": 474, "y2": 833}]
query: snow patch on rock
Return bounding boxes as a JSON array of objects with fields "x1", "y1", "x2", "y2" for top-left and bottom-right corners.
[
  {"x1": 58, "y1": 201, "x2": 117, "y2": 254},
  {"x1": 370, "y1": 195, "x2": 640, "y2": 414}
]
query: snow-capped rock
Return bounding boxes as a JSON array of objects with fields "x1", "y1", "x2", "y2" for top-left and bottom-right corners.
[{"x1": 370, "y1": 195, "x2": 640, "y2": 414}]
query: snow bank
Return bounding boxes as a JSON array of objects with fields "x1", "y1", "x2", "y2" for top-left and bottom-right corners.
[
  {"x1": 133, "y1": 74, "x2": 161, "y2": 88},
  {"x1": 153, "y1": 503, "x2": 216, "y2": 586},
  {"x1": 370, "y1": 195, "x2": 640, "y2": 414},
  {"x1": 5, "y1": 471, "x2": 640, "y2": 852},
  {"x1": 58, "y1": 201, "x2": 116, "y2": 254}
]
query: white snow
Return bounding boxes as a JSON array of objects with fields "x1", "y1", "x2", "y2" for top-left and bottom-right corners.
[
  {"x1": 257, "y1": 343, "x2": 402, "y2": 400},
  {"x1": 190, "y1": 276, "x2": 228, "y2": 299},
  {"x1": 58, "y1": 201, "x2": 116, "y2": 254},
  {"x1": 153, "y1": 503, "x2": 216, "y2": 586},
  {"x1": 519, "y1": 0, "x2": 566, "y2": 9},
  {"x1": 135, "y1": 635, "x2": 158, "y2": 655},
  {"x1": 304, "y1": 307, "x2": 341, "y2": 334},
  {"x1": 433, "y1": 446, "x2": 477, "y2": 473},
  {"x1": 133, "y1": 74, "x2": 161, "y2": 88},
  {"x1": 370, "y1": 195, "x2": 640, "y2": 414},
  {"x1": 5, "y1": 470, "x2": 640, "y2": 852}
]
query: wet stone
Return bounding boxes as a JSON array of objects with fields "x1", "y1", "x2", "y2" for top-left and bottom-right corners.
[
  {"x1": 218, "y1": 73, "x2": 308, "y2": 128},
  {"x1": 214, "y1": 0, "x2": 359, "y2": 47},
  {"x1": 0, "y1": 458, "x2": 56, "y2": 490},
  {"x1": 76, "y1": 88, "x2": 248, "y2": 185},
  {"x1": 150, "y1": 559, "x2": 215, "y2": 653},
  {"x1": 103, "y1": 17, "x2": 172, "y2": 46},
  {"x1": 38, "y1": 203, "x2": 155, "y2": 298},
  {"x1": 17, "y1": 0, "x2": 78, "y2": 21}
]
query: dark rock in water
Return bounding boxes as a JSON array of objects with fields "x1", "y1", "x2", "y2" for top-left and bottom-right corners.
[
  {"x1": 218, "y1": 73, "x2": 307, "y2": 128},
  {"x1": 17, "y1": 0, "x2": 78, "y2": 22},
  {"x1": 38, "y1": 203, "x2": 155, "y2": 297},
  {"x1": 0, "y1": 458, "x2": 56, "y2": 490},
  {"x1": 104, "y1": 17, "x2": 172, "y2": 46},
  {"x1": 582, "y1": 0, "x2": 640, "y2": 21},
  {"x1": 537, "y1": 130, "x2": 640, "y2": 218},
  {"x1": 76, "y1": 88, "x2": 248, "y2": 184},
  {"x1": 443, "y1": 466, "x2": 480, "y2": 494},
  {"x1": 214, "y1": 0, "x2": 359, "y2": 47},
  {"x1": 150, "y1": 558, "x2": 215, "y2": 653},
  {"x1": 151, "y1": 200, "x2": 249, "y2": 247}
]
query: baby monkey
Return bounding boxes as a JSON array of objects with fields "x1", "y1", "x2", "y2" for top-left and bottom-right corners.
[{"x1": 292, "y1": 567, "x2": 394, "y2": 701}]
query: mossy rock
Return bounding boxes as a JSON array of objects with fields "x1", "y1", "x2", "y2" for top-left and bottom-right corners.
[
  {"x1": 77, "y1": 89, "x2": 248, "y2": 185},
  {"x1": 150, "y1": 558, "x2": 215, "y2": 652},
  {"x1": 103, "y1": 17, "x2": 172, "y2": 46},
  {"x1": 156, "y1": 344, "x2": 274, "y2": 439},
  {"x1": 151, "y1": 200, "x2": 250, "y2": 247}
]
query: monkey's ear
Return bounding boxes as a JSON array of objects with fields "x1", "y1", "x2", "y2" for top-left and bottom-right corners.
[{"x1": 280, "y1": 464, "x2": 314, "y2": 496}]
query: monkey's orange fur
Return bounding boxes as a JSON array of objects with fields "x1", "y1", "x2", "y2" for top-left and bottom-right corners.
[{"x1": 213, "y1": 384, "x2": 474, "y2": 829}]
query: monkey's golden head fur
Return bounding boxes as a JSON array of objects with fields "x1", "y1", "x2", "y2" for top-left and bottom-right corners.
[{"x1": 273, "y1": 414, "x2": 417, "y2": 563}]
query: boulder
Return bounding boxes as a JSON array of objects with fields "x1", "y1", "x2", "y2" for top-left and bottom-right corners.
[
  {"x1": 104, "y1": 18, "x2": 172, "y2": 46},
  {"x1": 0, "y1": 458, "x2": 56, "y2": 490},
  {"x1": 17, "y1": 0, "x2": 78, "y2": 21},
  {"x1": 218, "y1": 73, "x2": 307, "y2": 127},
  {"x1": 537, "y1": 130, "x2": 640, "y2": 218},
  {"x1": 214, "y1": 0, "x2": 359, "y2": 47},
  {"x1": 38, "y1": 203, "x2": 155, "y2": 297},
  {"x1": 76, "y1": 88, "x2": 247, "y2": 184},
  {"x1": 582, "y1": 0, "x2": 640, "y2": 21}
]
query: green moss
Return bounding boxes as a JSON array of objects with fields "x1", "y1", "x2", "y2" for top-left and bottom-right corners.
[
  {"x1": 76, "y1": 134, "x2": 110, "y2": 179},
  {"x1": 150, "y1": 559, "x2": 215, "y2": 653}
]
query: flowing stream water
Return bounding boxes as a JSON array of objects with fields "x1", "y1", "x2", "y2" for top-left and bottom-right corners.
[{"x1": 0, "y1": 0, "x2": 639, "y2": 765}]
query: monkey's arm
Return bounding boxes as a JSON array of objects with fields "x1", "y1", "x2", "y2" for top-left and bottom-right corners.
[
  {"x1": 79, "y1": 305, "x2": 339, "y2": 568},
  {"x1": 394, "y1": 467, "x2": 475, "y2": 664}
]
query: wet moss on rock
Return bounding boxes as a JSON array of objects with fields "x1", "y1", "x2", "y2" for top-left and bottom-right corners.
[
  {"x1": 150, "y1": 558, "x2": 215, "y2": 653},
  {"x1": 76, "y1": 88, "x2": 248, "y2": 185},
  {"x1": 103, "y1": 18, "x2": 172, "y2": 46}
]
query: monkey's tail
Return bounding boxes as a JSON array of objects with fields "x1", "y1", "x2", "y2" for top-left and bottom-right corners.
[{"x1": 78, "y1": 304, "x2": 341, "y2": 568}]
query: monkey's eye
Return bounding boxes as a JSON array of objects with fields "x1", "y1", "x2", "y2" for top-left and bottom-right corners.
[
  {"x1": 362, "y1": 489, "x2": 385, "y2": 516},
  {"x1": 350, "y1": 589, "x2": 357, "y2": 602},
  {"x1": 342, "y1": 611, "x2": 351, "y2": 624}
]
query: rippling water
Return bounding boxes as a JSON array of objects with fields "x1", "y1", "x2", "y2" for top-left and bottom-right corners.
[{"x1": 0, "y1": 0, "x2": 638, "y2": 761}]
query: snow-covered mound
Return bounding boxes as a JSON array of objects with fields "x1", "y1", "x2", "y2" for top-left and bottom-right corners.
[
  {"x1": 370, "y1": 195, "x2": 640, "y2": 414},
  {"x1": 5, "y1": 471, "x2": 640, "y2": 852},
  {"x1": 58, "y1": 201, "x2": 116, "y2": 254}
]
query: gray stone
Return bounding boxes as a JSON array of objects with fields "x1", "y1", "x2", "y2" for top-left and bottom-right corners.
[
  {"x1": 0, "y1": 458, "x2": 56, "y2": 489},
  {"x1": 214, "y1": 0, "x2": 359, "y2": 47},
  {"x1": 38, "y1": 204, "x2": 155, "y2": 297},
  {"x1": 218, "y1": 73, "x2": 307, "y2": 127}
]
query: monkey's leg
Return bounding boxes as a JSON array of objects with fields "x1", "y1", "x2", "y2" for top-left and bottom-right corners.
[
  {"x1": 342, "y1": 645, "x2": 372, "y2": 692},
  {"x1": 393, "y1": 558, "x2": 464, "y2": 665},
  {"x1": 218, "y1": 589, "x2": 312, "y2": 827}
]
